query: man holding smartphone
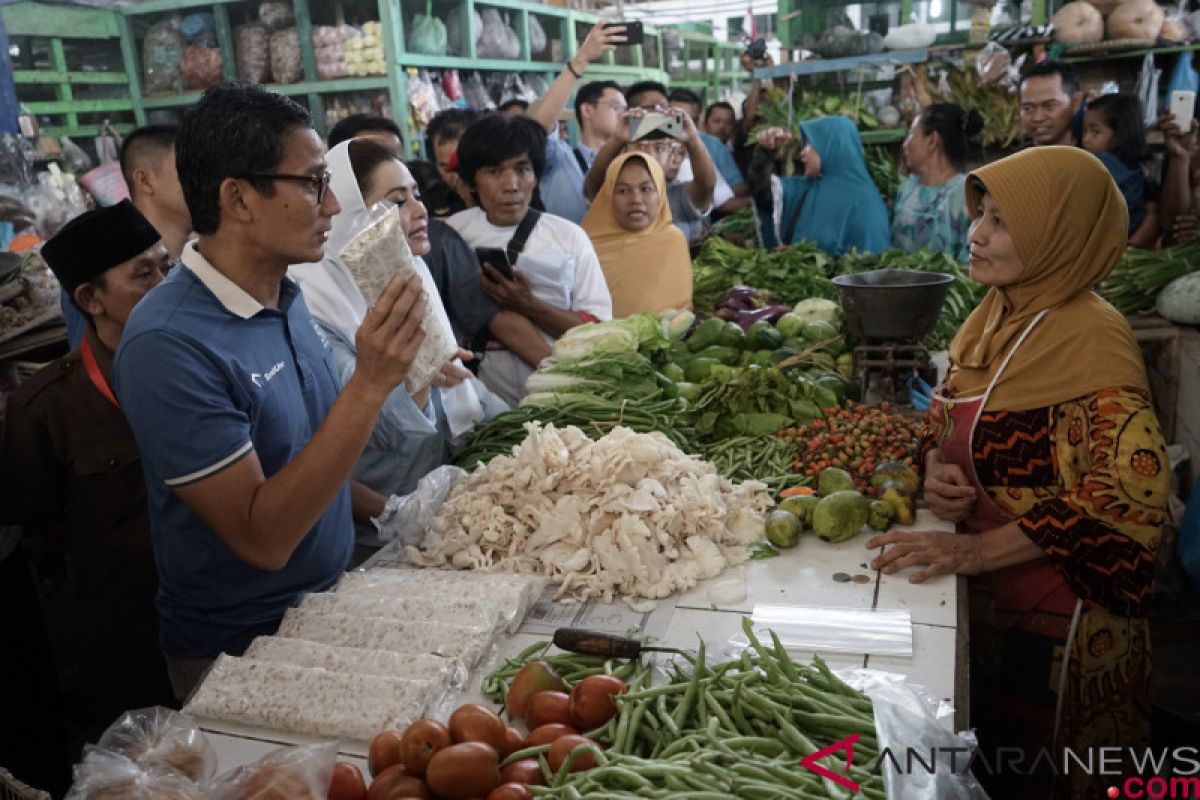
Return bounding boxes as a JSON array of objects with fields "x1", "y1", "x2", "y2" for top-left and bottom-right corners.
[{"x1": 531, "y1": 20, "x2": 630, "y2": 222}]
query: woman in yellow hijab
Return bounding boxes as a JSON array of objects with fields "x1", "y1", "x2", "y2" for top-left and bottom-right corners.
[
  {"x1": 581, "y1": 152, "x2": 692, "y2": 317},
  {"x1": 867, "y1": 147, "x2": 1168, "y2": 800}
]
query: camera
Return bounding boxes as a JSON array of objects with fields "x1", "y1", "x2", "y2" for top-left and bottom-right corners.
[{"x1": 746, "y1": 38, "x2": 767, "y2": 61}]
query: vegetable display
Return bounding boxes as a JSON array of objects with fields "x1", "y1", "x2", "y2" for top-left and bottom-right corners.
[
  {"x1": 480, "y1": 619, "x2": 884, "y2": 800},
  {"x1": 779, "y1": 402, "x2": 923, "y2": 492},
  {"x1": 697, "y1": 435, "x2": 806, "y2": 493},
  {"x1": 1102, "y1": 238, "x2": 1200, "y2": 316}
]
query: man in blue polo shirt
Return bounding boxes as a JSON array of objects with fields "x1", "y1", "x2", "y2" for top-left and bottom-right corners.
[{"x1": 114, "y1": 81, "x2": 427, "y2": 700}]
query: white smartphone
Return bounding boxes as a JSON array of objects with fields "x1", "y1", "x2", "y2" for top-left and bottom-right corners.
[{"x1": 1171, "y1": 89, "x2": 1195, "y2": 133}]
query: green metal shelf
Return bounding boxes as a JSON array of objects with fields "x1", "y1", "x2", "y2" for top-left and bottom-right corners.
[
  {"x1": 1062, "y1": 42, "x2": 1200, "y2": 63},
  {"x1": 140, "y1": 77, "x2": 391, "y2": 109},
  {"x1": 13, "y1": 70, "x2": 129, "y2": 85}
]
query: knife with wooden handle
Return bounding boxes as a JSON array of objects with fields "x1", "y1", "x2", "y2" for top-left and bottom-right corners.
[{"x1": 552, "y1": 628, "x2": 683, "y2": 658}]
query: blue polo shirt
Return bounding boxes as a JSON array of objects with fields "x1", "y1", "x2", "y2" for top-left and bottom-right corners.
[{"x1": 113, "y1": 243, "x2": 353, "y2": 659}]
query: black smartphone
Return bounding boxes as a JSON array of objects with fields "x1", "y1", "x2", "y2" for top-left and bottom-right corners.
[
  {"x1": 475, "y1": 247, "x2": 513, "y2": 280},
  {"x1": 606, "y1": 20, "x2": 644, "y2": 46}
]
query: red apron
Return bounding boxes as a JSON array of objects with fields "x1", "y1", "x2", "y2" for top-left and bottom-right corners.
[{"x1": 927, "y1": 310, "x2": 1078, "y2": 640}]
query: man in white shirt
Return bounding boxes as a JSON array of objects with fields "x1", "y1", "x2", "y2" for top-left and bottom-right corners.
[{"x1": 445, "y1": 114, "x2": 612, "y2": 405}]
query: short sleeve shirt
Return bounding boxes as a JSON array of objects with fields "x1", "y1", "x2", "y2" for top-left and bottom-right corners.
[
  {"x1": 423, "y1": 219, "x2": 499, "y2": 340},
  {"x1": 113, "y1": 243, "x2": 353, "y2": 659},
  {"x1": 540, "y1": 130, "x2": 595, "y2": 224}
]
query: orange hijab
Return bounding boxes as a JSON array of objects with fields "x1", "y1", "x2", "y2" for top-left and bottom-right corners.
[
  {"x1": 947, "y1": 147, "x2": 1148, "y2": 411},
  {"x1": 581, "y1": 153, "x2": 692, "y2": 318}
]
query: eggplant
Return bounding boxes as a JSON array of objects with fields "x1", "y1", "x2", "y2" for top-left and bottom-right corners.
[{"x1": 732, "y1": 304, "x2": 790, "y2": 329}]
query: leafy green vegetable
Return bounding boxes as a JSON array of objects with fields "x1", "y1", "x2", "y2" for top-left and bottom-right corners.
[
  {"x1": 524, "y1": 351, "x2": 661, "y2": 402},
  {"x1": 551, "y1": 324, "x2": 638, "y2": 361},
  {"x1": 1102, "y1": 238, "x2": 1200, "y2": 315},
  {"x1": 692, "y1": 237, "x2": 836, "y2": 312}
]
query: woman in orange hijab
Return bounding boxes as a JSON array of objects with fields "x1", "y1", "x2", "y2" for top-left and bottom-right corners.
[
  {"x1": 581, "y1": 152, "x2": 692, "y2": 317},
  {"x1": 868, "y1": 147, "x2": 1168, "y2": 799}
]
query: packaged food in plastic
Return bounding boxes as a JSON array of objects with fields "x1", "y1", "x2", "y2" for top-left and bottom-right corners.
[
  {"x1": 65, "y1": 747, "x2": 201, "y2": 800},
  {"x1": 142, "y1": 18, "x2": 184, "y2": 96},
  {"x1": 257, "y1": 1, "x2": 293, "y2": 31},
  {"x1": 337, "y1": 204, "x2": 458, "y2": 394},
  {"x1": 408, "y1": 70, "x2": 440, "y2": 126},
  {"x1": 180, "y1": 46, "x2": 223, "y2": 90},
  {"x1": 446, "y1": 9, "x2": 482, "y2": 55},
  {"x1": 180, "y1": 12, "x2": 217, "y2": 47},
  {"x1": 312, "y1": 26, "x2": 347, "y2": 80},
  {"x1": 408, "y1": 1, "x2": 448, "y2": 55},
  {"x1": 96, "y1": 706, "x2": 216, "y2": 784},
  {"x1": 529, "y1": 14, "x2": 548, "y2": 54},
  {"x1": 462, "y1": 71, "x2": 495, "y2": 110},
  {"x1": 269, "y1": 27, "x2": 303, "y2": 84},
  {"x1": 234, "y1": 23, "x2": 269, "y2": 84},
  {"x1": 525, "y1": 72, "x2": 550, "y2": 97},
  {"x1": 477, "y1": 8, "x2": 521, "y2": 59},
  {"x1": 443, "y1": 69, "x2": 464, "y2": 102},
  {"x1": 204, "y1": 742, "x2": 337, "y2": 800}
]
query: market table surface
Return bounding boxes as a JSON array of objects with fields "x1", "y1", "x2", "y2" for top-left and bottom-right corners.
[{"x1": 197, "y1": 508, "x2": 965, "y2": 779}]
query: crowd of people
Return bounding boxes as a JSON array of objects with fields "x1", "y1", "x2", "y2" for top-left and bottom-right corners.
[{"x1": 0, "y1": 27, "x2": 1186, "y2": 796}]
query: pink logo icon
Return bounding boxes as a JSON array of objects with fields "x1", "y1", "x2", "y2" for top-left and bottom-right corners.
[{"x1": 800, "y1": 733, "x2": 862, "y2": 792}]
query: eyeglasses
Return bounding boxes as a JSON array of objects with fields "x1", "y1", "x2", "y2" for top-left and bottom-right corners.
[
  {"x1": 596, "y1": 99, "x2": 628, "y2": 114},
  {"x1": 637, "y1": 140, "x2": 685, "y2": 161},
  {"x1": 241, "y1": 171, "x2": 332, "y2": 205}
]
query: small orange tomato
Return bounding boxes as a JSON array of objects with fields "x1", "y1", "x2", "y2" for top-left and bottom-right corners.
[
  {"x1": 524, "y1": 723, "x2": 578, "y2": 747},
  {"x1": 526, "y1": 691, "x2": 572, "y2": 729}
]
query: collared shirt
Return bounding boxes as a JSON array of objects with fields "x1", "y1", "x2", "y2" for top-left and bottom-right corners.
[
  {"x1": 113, "y1": 243, "x2": 352, "y2": 659},
  {"x1": 1, "y1": 326, "x2": 174, "y2": 725},
  {"x1": 701, "y1": 132, "x2": 744, "y2": 189},
  {"x1": 540, "y1": 128, "x2": 596, "y2": 224}
]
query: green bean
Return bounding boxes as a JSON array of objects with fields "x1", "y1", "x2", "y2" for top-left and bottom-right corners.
[
  {"x1": 500, "y1": 744, "x2": 551, "y2": 767},
  {"x1": 673, "y1": 638, "x2": 704, "y2": 728}
]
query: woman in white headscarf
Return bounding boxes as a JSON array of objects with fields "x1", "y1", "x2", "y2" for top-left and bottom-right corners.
[{"x1": 290, "y1": 139, "x2": 506, "y2": 546}]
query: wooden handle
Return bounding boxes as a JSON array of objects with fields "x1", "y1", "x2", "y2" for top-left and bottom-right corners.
[{"x1": 552, "y1": 629, "x2": 643, "y2": 658}]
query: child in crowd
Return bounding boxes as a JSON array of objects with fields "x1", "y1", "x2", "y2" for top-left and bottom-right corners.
[{"x1": 1080, "y1": 94, "x2": 1159, "y2": 247}]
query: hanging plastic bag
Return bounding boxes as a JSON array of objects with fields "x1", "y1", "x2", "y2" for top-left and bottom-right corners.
[
  {"x1": 1166, "y1": 49, "x2": 1199, "y2": 97},
  {"x1": 408, "y1": 69, "x2": 439, "y2": 126},
  {"x1": 1136, "y1": 52, "x2": 1162, "y2": 127},
  {"x1": 529, "y1": 15, "x2": 548, "y2": 54},
  {"x1": 443, "y1": 70, "x2": 464, "y2": 103},
  {"x1": 180, "y1": 12, "x2": 217, "y2": 47},
  {"x1": 477, "y1": 8, "x2": 520, "y2": 59},
  {"x1": 257, "y1": 1, "x2": 293, "y2": 31},
  {"x1": 312, "y1": 25, "x2": 347, "y2": 79},
  {"x1": 96, "y1": 707, "x2": 216, "y2": 784},
  {"x1": 446, "y1": 9, "x2": 482, "y2": 56},
  {"x1": 408, "y1": 0, "x2": 448, "y2": 56},
  {"x1": 142, "y1": 17, "x2": 184, "y2": 95},
  {"x1": 269, "y1": 27, "x2": 303, "y2": 84},
  {"x1": 338, "y1": 203, "x2": 460, "y2": 394},
  {"x1": 65, "y1": 747, "x2": 201, "y2": 800},
  {"x1": 525, "y1": 72, "x2": 550, "y2": 97},
  {"x1": 462, "y1": 71, "x2": 495, "y2": 110},
  {"x1": 204, "y1": 742, "x2": 336, "y2": 800},
  {"x1": 234, "y1": 22, "x2": 269, "y2": 83},
  {"x1": 81, "y1": 124, "x2": 129, "y2": 206},
  {"x1": 180, "y1": 46, "x2": 223, "y2": 90}
]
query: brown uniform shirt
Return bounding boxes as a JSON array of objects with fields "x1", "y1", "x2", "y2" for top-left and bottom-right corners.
[{"x1": 1, "y1": 327, "x2": 173, "y2": 742}]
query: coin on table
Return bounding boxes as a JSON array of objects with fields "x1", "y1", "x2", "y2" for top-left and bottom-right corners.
[{"x1": 832, "y1": 572, "x2": 851, "y2": 583}]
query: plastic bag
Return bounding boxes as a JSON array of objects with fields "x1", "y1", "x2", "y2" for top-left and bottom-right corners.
[
  {"x1": 1136, "y1": 52, "x2": 1162, "y2": 126},
  {"x1": 974, "y1": 41, "x2": 1015, "y2": 88},
  {"x1": 96, "y1": 707, "x2": 216, "y2": 784},
  {"x1": 1159, "y1": 11, "x2": 1194, "y2": 43},
  {"x1": 181, "y1": 46, "x2": 223, "y2": 90},
  {"x1": 477, "y1": 9, "x2": 520, "y2": 59},
  {"x1": 529, "y1": 15, "x2": 548, "y2": 54},
  {"x1": 446, "y1": 9, "x2": 482, "y2": 55},
  {"x1": 257, "y1": 1, "x2": 293, "y2": 31},
  {"x1": 462, "y1": 71, "x2": 495, "y2": 110},
  {"x1": 408, "y1": 0, "x2": 448, "y2": 56},
  {"x1": 59, "y1": 136, "x2": 92, "y2": 174},
  {"x1": 443, "y1": 70, "x2": 464, "y2": 103},
  {"x1": 204, "y1": 742, "x2": 337, "y2": 800},
  {"x1": 408, "y1": 70, "x2": 440, "y2": 127},
  {"x1": 142, "y1": 18, "x2": 184, "y2": 95},
  {"x1": 525, "y1": 72, "x2": 550, "y2": 97},
  {"x1": 65, "y1": 747, "x2": 201, "y2": 800},
  {"x1": 180, "y1": 12, "x2": 216, "y2": 47},
  {"x1": 373, "y1": 466, "x2": 467, "y2": 545},
  {"x1": 1167, "y1": 49, "x2": 1199, "y2": 97},
  {"x1": 337, "y1": 204, "x2": 459, "y2": 393},
  {"x1": 234, "y1": 23, "x2": 269, "y2": 83},
  {"x1": 269, "y1": 27, "x2": 303, "y2": 84},
  {"x1": 312, "y1": 26, "x2": 347, "y2": 80}
]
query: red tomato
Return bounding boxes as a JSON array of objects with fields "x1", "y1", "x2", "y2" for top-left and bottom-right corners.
[
  {"x1": 499, "y1": 758, "x2": 544, "y2": 786},
  {"x1": 328, "y1": 762, "x2": 367, "y2": 800},
  {"x1": 504, "y1": 661, "x2": 566, "y2": 719},
  {"x1": 500, "y1": 726, "x2": 525, "y2": 758},
  {"x1": 368, "y1": 730, "x2": 405, "y2": 778},
  {"x1": 399, "y1": 719, "x2": 452, "y2": 778},
  {"x1": 425, "y1": 742, "x2": 502, "y2": 800},
  {"x1": 366, "y1": 763, "x2": 433, "y2": 800},
  {"x1": 524, "y1": 723, "x2": 578, "y2": 747},
  {"x1": 487, "y1": 784, "x2": 533, "y2": 800},
  {"x1": 546, "y1": 735, "x2": 600, "y2": 774},
  {"x1": 526, "y1": 691, "x2": 572, "y2": 729},
  {"x1": 568, "y1": 675, "x2": 626, "y2": 730},
  {"x1": 448, "y1": 704, "x2": 508, "y2": 751}
]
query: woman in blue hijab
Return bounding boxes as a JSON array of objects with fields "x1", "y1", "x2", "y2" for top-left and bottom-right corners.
[{"x1": 747, "y1": 115, "x2": 890, "y2": 255}]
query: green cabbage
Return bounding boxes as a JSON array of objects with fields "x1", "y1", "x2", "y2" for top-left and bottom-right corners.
[
  {"x1": 551, "y1": 324, "x2": 638, "y2": 361},
  {"x1": 524, "y1": 351, "x2": 660, "y2": 401},
  {"x1": 788, "y1": 298, "x2": 843, "y2": 328}
]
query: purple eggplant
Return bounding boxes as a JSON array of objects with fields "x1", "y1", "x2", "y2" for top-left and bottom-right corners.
[
  {"x1": 733, "y1": 304, "x2": 790, "y2": 329},
  {"x1": 716, "y1": 285, "x2": 777, "y2": 313}
]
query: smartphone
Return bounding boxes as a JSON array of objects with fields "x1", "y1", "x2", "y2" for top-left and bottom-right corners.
[
  {"x1": 475, "y1": 247, "x2": 513, "y2": 280},
  {"x1": 630, "y1": 111, "x2": 685, "y2": 141},
  {"x1": 605, "y1": 20, "x2": 644, "y2": 46},
  {"x1": 1171, "y1": 90, "x2": 1195, "y2": 134}
]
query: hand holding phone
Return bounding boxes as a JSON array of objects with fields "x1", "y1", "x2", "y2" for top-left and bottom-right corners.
[
  {"x1": 1171, "y1": 90, "x2": 1195, "y2": 134},
  {"x1": 475, "y1": 247, "x2": 513, "y2": 281},
  {"x1": 603, "y1": 20, "x2": 643, "y2": 46}
]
